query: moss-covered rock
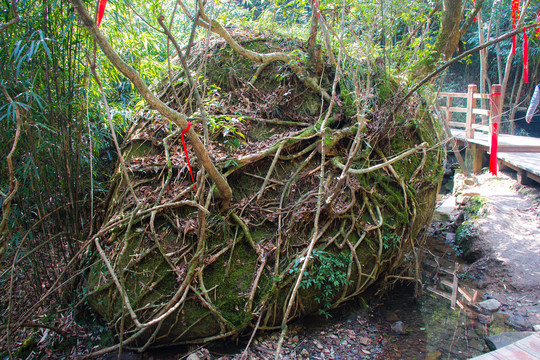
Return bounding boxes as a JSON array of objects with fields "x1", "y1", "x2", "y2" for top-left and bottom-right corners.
[{"x1": 86, "y1": 31, "x2": 445, "y2": 348}]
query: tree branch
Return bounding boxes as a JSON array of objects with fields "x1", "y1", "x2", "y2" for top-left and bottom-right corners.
[
  {"x1": 69, "y1": 0, "x2": 232, "y2": 208},
  {"x1": 395, "y1": 22, "x2": 540, "y2": 113}
]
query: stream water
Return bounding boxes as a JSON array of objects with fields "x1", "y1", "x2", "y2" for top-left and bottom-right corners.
[{"x1": 374, "y1": 235, "x2": 519, "y2": 360}]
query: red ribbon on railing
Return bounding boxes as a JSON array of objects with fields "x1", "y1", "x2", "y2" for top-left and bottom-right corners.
[
  {"x1": 181, "y1": 122, "x2": 197, "y2": 192},
  {"x1": 489, "y1": 122, "x2": 499, "y2": 176},
  {"x1": 523, "y1": 27, "x2": 529, "y2": 84},
  {"x1": 97, "y1": 0, "x2": 107, "y2": 27}
]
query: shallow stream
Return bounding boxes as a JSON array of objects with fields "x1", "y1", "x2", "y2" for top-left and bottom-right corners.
[{"x1": 374, "y1": 235, "x2": 520, "y2": 360}]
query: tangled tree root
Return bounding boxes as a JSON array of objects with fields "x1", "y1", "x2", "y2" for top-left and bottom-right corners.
[{"x1": 83, "y1": 32, "x2": 445, "y2": 353}]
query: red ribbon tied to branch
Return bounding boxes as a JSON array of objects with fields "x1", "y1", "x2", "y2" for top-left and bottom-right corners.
[
  {"x1": 523, "y1": 27, "x2": 529, "y2": 84},
  {"x1": 181, "y1": 122, "x2": 197, "y2": 192},
  {"x1": 512, "y1": 0, "x2": 520, "y2": 54},
  {"x1": 489, "y1": 122, "x2": 499, "y2": 176},
  {"x1": 97, "y1": 0, "x2": 107, "y2": 27}
]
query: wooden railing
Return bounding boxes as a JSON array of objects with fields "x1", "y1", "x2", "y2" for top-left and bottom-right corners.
[{"x1": 439, "y1": 84, "x2": 501, "y2": 139}]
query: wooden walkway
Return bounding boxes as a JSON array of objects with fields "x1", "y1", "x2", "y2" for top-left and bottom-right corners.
[
  {"x1": 471, "y1": 332, "x2": 540, "y2": 360},
  {"x1": 450, "y1": 128, "x2": 540, "y2": 185}
]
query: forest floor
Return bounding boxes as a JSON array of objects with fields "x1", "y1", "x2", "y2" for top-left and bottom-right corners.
[{"x1": 182, "y1": 168, "x2": 539, "y2": 360}]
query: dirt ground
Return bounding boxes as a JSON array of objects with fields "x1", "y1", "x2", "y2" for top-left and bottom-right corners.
[{"x1": 458, "y1": 170, "x2": 540, "y2": 327}]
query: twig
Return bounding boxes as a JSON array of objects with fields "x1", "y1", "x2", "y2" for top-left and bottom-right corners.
[
  {"x1": 257, "y1": 143, "x2": 284, "y2": 199},
  {"x1": 332, "y1": 142, "x2": 428, "y2": 174}
]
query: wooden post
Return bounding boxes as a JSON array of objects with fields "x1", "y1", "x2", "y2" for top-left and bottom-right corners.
[
  {"x1": 472, "y1": 144, "x2": 484, "y2": 173},
  {"x1": 466, "y1": 84, "x2": 477, "y2": 139},
  {"x1": 446, "y1": 96, "x2": 453, "y2": 124},
  {"x1": 489, "y1": 84, "x2": 502, "y2": 136},
  {"x1": 451, "y1": 262, "x2": 459, "y2": 309}
]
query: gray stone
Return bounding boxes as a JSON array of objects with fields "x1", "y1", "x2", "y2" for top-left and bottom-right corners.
[
  {"x1": 485, "y1": 331, "x2": 534, "y2": 351},
  {"x1": 477, "y1": 298, "x2": 501, "y2": 313},
  {"x1": 433, "y1": 196, "x2": 456, "y2": 222},
  {"x1": 505, "y1": 314, "x2": 532, "y2": 331},
  {"x1": 445, "y1": 232, "x2": 456, "y2": 245},
  {"x1": 477, "y1": 314, "x2": 492, "y2": 324},
  {"x1": 391, "y1": 321, "x2": 407, "y2": 335}
]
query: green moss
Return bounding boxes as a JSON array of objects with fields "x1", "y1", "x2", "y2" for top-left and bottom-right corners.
[
  {"x1": 123, "y1": 140, "x2": 158, "y2": 160},
  {"x1": 462, "y1": 195, "x2": 487, "y2": 218}
]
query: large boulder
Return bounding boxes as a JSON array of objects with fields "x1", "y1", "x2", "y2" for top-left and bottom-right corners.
[{"x1": 86, "y1": 32, "x2": 445, "y2": 348}]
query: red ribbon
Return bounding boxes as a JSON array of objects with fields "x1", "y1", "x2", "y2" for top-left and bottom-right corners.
[
  {"x1": 473, "y1": 0, "x2": 477, "y2": 22},
  {"x1": 536, "y1": 4, "x2": 540, "y2": 39},
  {"x1": 523, "y1": 28, "x2": 529, "y2": 84},
  {"x1": 97, "y1": 0, "x2": 107, "y2": 27},
  {"x1": 512, "y1": 0, "x2": 519, "y2": 55},
  {"x1": 181, "y1": 122, "x2": 197, "y2": 192},
  {"x1": 489, "y1": 122, "x2": 498, "y2": 176}
]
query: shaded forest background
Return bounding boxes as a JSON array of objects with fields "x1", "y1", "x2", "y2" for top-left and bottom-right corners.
[{"x1": 1, "y1": 0, "x2": 539, "y2": 357}]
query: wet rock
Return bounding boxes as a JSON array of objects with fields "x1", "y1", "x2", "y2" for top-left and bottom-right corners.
[
  {"x1": 506, "y1": 314, "x2": 532, "y2": 330},
  {"x1": 485, "y1": 331, "x2": 534, "y2": 350},
  {"x1": 391, "y1": 321, "x2": 407, "y2": 335},
  {"x1": 433, "y1": 196, "x2": 456, "y2": 222},
  {"x1": 477, "y1": 314, "x2": 492, "y2": 324},
  {"x1": 477, "y1": 298, "x2": 501, "y2": 312}
]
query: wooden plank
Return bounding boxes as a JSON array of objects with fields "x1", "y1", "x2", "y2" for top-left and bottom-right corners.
[
  {"x1": 426, "y1": 286, "x2": 452, "y2": 301},
  {"x1": 499, "y1": 153, "x2": 540, "y2": 177},
  {"x1": 466, "y1": 85, "x2": 477, "y2": 139},
  {"x1": 473, "y1": 108, "x2": 490, "y2": 116},
  {"x1": 515, "y1": 333, "x2": 540, "y2": 354},
  {"x1": 472, "y1": 124, "x2": 490, "y2": 132},
  {"x1": 473, "y1": 93, "x2": 491, "y2": 99},
  {"x1": 449, "y1": 121, "x2": 466, "y2": 128},
  {"x1": 451, "y1": 267, "x2": 459, "y2": 309},
  {"x1": 422, "y1": 259, "x2": 454, "y2": 275},
  {"x1": 471, "y1": 334, "x2": 540, "y2": 360},
  {"x1": 446, "y1": 96, "x2": 453, "y2": 123},
  {"x1": 440, "y1": 279, "x2": 453, "y2": 288},
  {"x1": 441, "y1": 106, "x2": 467, "y2": 113},
  {"x1": 439, "y1": 92, "x2": 468, "y2": 98},
  {"x1": 472, "y1": 144, "x2": 484, "y2": 173},
  {"x1": 498, "y1": 145, "x2": 540, "y2": 153},
  {"x1": 439, "y1": 280, "x2": 475, "y2": 303},
  {"x1": 489, "y1": 344, "x2": 538, "y2": 359}
]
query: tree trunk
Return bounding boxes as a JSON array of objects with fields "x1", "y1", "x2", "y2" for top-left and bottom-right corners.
[{"x1": 433, "y1": 0, "x2": 463, "y2": 61}]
